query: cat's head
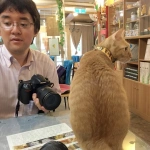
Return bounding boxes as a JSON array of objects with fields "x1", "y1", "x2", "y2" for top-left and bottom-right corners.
[{"x1": 100, "y1": 29, "x2": 132, "y2": 63}]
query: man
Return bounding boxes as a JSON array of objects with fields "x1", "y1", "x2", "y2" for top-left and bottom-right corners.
[{"x1": 0, "y1": 0, "x2": 61, "y2": 118}]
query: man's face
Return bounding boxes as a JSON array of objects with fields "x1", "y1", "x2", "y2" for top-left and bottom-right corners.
[{"x1": 0, "y1": 9, "x2": 37, "y2": 55}]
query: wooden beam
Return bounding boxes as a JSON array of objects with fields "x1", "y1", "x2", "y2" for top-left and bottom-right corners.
[
  {"x1": 64, "y1": 2, "x2": 94, "y2": 8},
  {"x1": 36, "y1": 4, "x2": 57, "y2": 9},
  {"x1": 65, "y1": 13, "x2": 75, "y2": 24}
]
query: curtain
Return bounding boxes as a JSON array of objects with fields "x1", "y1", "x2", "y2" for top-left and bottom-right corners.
[
  {"x1": 69, "y1": 25, "x2": 82, "y2": 54},
  {"x1": 81, "y1": 25, "x2": 94, "y2": 54},
  {"x1": 65, "y1": 25, "x2": 71, "y2": 60}
]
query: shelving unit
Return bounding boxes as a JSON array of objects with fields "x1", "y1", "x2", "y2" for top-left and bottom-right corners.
[
  {"x1": 108, "y1": 0, "x2": 150, "y2": 122},
  {"x1": 95, "y1": 6, "x2": 108, "y2": 44},
  {"x1": 108, "y1": 0, "x2": 124, "y2": 36},
  {"x1": 124, "y1": 0, "x2": 150, "y2": 122}
]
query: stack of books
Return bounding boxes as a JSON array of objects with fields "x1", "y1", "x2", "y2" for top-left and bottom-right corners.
[
  {"x1": 140, "y1": 39, "x2": 150, "y2": 84},
  {"x1": 124, "y1": 67, "x2": 138, "y2": 81},
  {"x1": 140, "y1": 62, "x2": 150, "y2": 84},
  {"x1": 144, "y1": 39, "x2": 150, "y2": 60}
]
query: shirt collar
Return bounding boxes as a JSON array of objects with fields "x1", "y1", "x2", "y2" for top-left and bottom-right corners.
[
  {"x1": 1, "y1": 44, "x2": 34, "y2": 68},
  {"x1": 25, "y1": 49, "x2": 34, "y2": 67}
]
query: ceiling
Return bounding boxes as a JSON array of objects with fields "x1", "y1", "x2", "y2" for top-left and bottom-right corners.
[{"x1": 33, "y1": 0, "x2": 96, "y2": 24}]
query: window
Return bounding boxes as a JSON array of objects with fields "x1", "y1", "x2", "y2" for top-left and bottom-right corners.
[{"x1": 71, "y1": 35, "x2": 82, "y2": 56}]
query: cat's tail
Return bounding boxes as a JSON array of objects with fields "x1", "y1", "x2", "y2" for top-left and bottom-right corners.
[{"x1": 81, "y1": 140, "x2": 112, "y2": 150}]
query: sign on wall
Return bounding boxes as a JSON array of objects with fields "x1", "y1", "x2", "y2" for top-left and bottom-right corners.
[
  {"x1": 49, "y1": 38, "x2": 60, "y2": 56},
  {"x1": 46, "y1": 16, "x2": 59, "y2": 36}
]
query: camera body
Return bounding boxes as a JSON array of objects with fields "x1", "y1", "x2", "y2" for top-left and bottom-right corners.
[{"x1": 18, "y1": 74, "x2": 61, "y2": 110}]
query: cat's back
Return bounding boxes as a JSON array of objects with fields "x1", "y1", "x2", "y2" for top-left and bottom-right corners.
[
  {"x1": 70, "y1": 49, "x2": 116, "y2": 96},
  {"x1": 69, "y1": 48, "x2": 129, "y2": 133}
]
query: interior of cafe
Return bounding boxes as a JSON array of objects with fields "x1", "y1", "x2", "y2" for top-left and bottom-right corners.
[{"x1": 0, "y1": 0, "x2": 150, "y2": 149}]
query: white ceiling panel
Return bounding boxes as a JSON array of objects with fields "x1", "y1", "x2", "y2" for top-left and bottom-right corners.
[{"x1": 34, "y1": 0, "x2": 96, "y2": 24}]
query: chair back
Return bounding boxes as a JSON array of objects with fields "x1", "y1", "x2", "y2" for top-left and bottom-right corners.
[
  {"x1": 71, "y1": 55, "x2": 80, "y2": 62},
  {"x1": 63, "y1": 60, "x2": 73, "y2": 85},
  {"x1": 50, "y1": 56, "x2": 55, "y2": 61}
]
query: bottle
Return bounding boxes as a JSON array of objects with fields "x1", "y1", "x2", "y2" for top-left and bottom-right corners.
[{"x1": 131, "y1": 12, "x2": 137, "y2": 21}]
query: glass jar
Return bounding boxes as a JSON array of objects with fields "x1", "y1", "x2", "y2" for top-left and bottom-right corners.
[
  {"x1": 133, "y1": 22, "x2": 139, "y2": 36},
  {"x1": 131, "y1": 12, "x2": 137, "y2": 21},
  {"x1": 134, "y1": 22, "x2": 139, "y2": 30}
]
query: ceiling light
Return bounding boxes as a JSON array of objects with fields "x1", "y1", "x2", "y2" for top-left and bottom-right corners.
[{"x1": 73, "y1": 13, "x2": 78, "y2": 16}]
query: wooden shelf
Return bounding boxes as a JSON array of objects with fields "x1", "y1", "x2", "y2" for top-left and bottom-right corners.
[
  {"x1": 110, "y1": 23, "x2": 119, "y2": 26},
  {"x1": 125, "y1": 35, "x2": 150, "y2": 39},
  {"x1": 123, "y1": 77, "x2": 138, "y2": 82},
  {"x1": 126, "y1": 20, "x2": 139, "y2": 24},
  {"x1": 139, "y1": 59, "x2": 150, "y2": 62},
  {"x1": 127, "y1": 61, "x2": 138, "y2": 65},
  {"x1": 125, "y1": 6, "x2": 139, "y2": 11},
  {"x1": 140, "y1": 15, "x2": 150, "y2": 18},
  {"x1": 125, "y1": 36, "x2": 140, "y2": 39}
]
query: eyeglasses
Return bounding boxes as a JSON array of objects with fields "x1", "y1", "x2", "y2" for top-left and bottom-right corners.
[{"x1": 0, "y1": 20, "x2": 34, "y2": 30}]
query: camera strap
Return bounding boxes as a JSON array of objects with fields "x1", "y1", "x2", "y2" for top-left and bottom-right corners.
[{"x1": 15, "y1": 100, "x2": 20, "y2": 117}]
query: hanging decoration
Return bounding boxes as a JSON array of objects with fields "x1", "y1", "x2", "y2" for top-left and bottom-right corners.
[
  {"x1": 105, "y1": 0, "x2": 114, "y2": 6},
  {"x1": 56, "y1": 0, "x2": 65, "y2": 47}
]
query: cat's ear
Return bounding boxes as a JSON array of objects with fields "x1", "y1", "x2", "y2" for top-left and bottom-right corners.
[{"x1": 112, "y1": 28, "x2": 125, "y2": 40}]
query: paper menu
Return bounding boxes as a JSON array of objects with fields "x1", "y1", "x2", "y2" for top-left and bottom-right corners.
[{"x1": 7, "y1": 123, "x2": 81, "y2": 150}]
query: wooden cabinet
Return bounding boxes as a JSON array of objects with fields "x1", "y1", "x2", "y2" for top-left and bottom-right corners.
[
  {"x1": 124, "y1": 78, "x2": 150, "y2": 122},
  {"x1": 123, "y1": 78, "x2": 139, "y2": 113},
  {"x1": 108, "y1": 0, "x2": 124, "y2": 36},
  {"x1": 106, "y1": 0, "x2": 150, "y2": 122},
  {"x1": 138, "y1": 83, "x2": 150, "y2": 122}
]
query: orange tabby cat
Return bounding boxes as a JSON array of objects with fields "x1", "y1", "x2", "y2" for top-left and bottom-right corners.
[{"x1": 69, "y1": 29, "x2": 131, "y2": 150}]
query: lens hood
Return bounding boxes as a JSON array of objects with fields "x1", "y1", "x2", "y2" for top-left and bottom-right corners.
[{"x1": 37, "y1": 86, "x2": 61, "y2": 110}]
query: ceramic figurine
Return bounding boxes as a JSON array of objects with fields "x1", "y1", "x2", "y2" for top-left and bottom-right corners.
[
  {"x1": 137, "y1": 8, "x2": 140, "y2": 17},
  {"x1": 148, "y1": 7, "x2": 150, "y2": 15},
  {"x1": 141, "y1": 5, "x2": 147, "y2": 16},
  {"x1": 112, "y1": 15, "x2": 117, "y2": 25}
]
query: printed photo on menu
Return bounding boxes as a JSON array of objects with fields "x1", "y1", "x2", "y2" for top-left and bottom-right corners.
[{"x1": 13, "y1": 131, "x2": 81, "y2": 150}]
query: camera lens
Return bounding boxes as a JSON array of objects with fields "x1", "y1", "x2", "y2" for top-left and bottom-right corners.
[
  {"x1": 36, "y1": 86, "x2": 61, "y2": 110},
  {"x1": 40, "y1": 141, "x2": 68, "y2": 150}
]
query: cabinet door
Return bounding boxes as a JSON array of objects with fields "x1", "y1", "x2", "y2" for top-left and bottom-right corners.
[
  {"x1": 132, "y1": 82, "x2": 139, "y2": 111},
  {"x1": 123, "y1": 78, "x2": 133, "y2": 105},
  {"x1": 123, "y1": 78, "x2": 139, "y2": 112},
  {"x1": 138, "y1": 83, "x2": 150, "y2": 122}
]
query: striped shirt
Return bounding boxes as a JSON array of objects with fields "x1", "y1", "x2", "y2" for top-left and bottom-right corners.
[{"x1": 0, "y1": 45, "x2": 60, "y2": 118}]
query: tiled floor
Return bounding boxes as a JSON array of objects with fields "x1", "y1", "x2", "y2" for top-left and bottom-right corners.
[
  {"x1": 129, "y1": 113, "x2": 150, "y2": 145},
  {"x1": 53, "y1": 99, "x2": 150, "y2": 148}
]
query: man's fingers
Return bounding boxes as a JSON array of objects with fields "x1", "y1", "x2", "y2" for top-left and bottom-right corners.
[
  {"x1": 32, "y1": 93, "x2": 37, "y2": 100},
  {"x1": 32, "y1": 93, "x2": 42, "y2": 110},
  {"x1": 32, "y1": 93, "x2": 49, "y2": 113},
  {"x1": 41, "y1": 106, "x2": 49, "y2": 113}
]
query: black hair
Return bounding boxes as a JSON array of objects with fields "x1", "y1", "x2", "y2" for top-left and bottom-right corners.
[
  {"x1": 40, "y1": 141, "x2": 68, "y2": 150},
  {"x1": 0, "y1": 0, "x2": 40, "y2": 34}
]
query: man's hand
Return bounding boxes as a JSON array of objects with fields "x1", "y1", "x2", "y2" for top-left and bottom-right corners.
[{"x1": 32, "y1": 93, "x2": 49, "y2": 113}]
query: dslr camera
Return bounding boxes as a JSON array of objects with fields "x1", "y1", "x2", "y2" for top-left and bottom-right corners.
[{"x1": 18, "y1": 74, "x2": 61, "y2": 110}]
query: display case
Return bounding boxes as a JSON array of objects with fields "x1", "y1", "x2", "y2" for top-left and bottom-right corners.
[
  {"x1": 140, "y1": 0, "x2": 150, "y2": 35},
  {"x1": 124, "y1": 0, "x2": 150, "y2": 37},
  {"x1": 124, "y1": 0, "x2": 140, "y2": 36},
  {"x1": 108, "y1": 0, "x2": 124, "y2": 36}
]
